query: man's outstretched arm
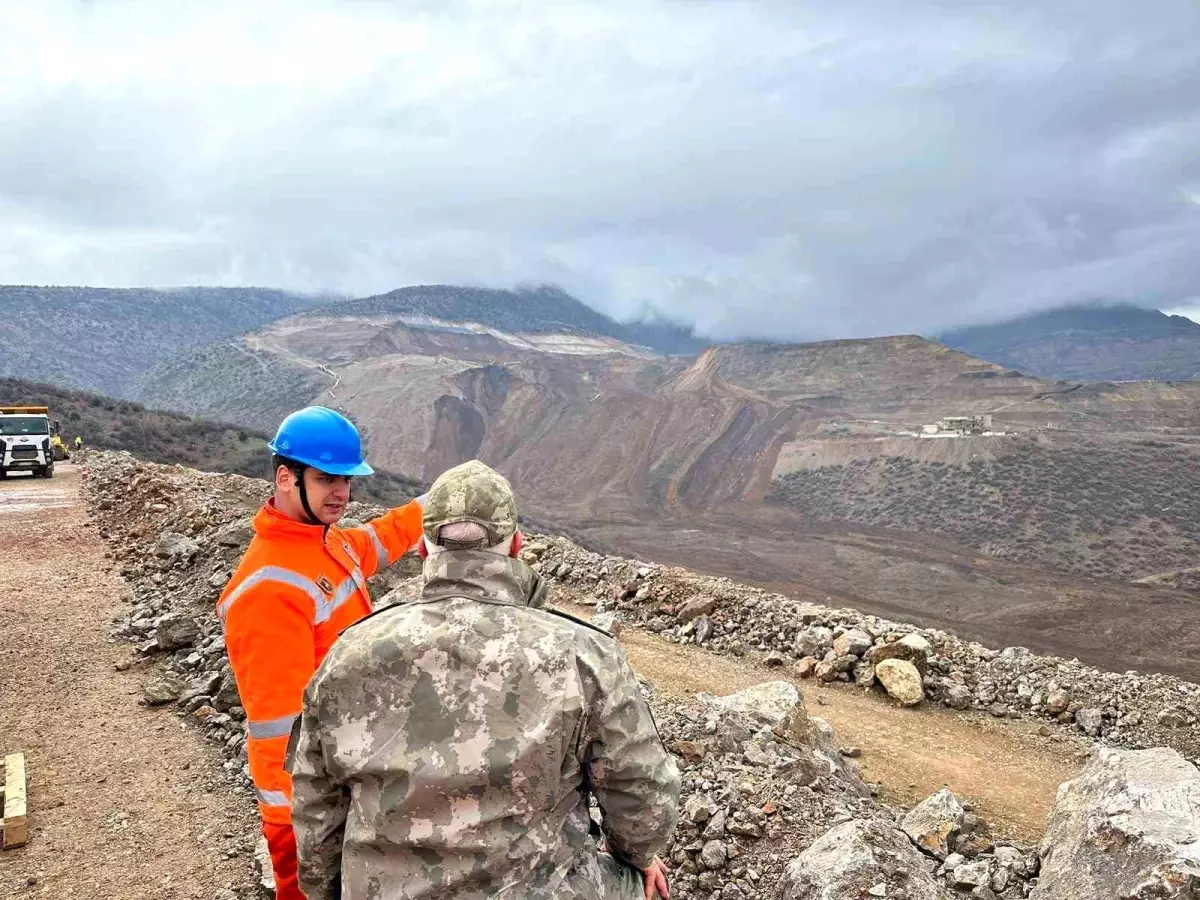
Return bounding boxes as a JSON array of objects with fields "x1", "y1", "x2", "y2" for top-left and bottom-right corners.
[{"x1": 344, "y1": 498, "x2": 425, "y2": 577}]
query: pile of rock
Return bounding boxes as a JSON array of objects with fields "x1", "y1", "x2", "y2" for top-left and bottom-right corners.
[
  {"x1": 525, "y1": 537, "x2": 1200, "y2": 762},
  {"x1": 651, "y1": 680, "x2": 881, "y2": 898},
  {"x1": 900, "y1": 789, "x2": 1039, "y2": 898},
  {"x1": 654, "y1": 678, "x2": 1048, "y2": 899},
  {"x1": 80, "y1": 452, "x2": 1200, "y2": 899}
]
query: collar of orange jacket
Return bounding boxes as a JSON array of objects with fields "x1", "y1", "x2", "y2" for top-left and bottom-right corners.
[{"x1": 253, "y1": 497, "x2": 330, "y2": 543}]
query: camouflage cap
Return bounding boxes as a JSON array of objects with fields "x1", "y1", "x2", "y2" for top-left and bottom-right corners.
[{"x1": 422, "y1": 459, "x2": 518, "y2": 546}]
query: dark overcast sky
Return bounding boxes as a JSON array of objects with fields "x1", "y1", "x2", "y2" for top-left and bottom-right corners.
[{"x1": 2, "y1": 1, "x2": 1199, "y2": 339}]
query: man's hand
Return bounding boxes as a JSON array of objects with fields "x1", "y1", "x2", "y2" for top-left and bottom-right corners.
[{"x1": 640, "y1": 857, "x2": 670, "y2": 899}]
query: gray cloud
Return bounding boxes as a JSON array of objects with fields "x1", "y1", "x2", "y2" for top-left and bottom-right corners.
[{"x1": 1, "y1": 0, "x2": 1199, "y2": 340}]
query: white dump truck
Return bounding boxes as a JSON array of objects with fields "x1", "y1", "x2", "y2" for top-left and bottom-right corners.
[{"x1": 0, "y1": 406, "x2": 58, "y2": 478}]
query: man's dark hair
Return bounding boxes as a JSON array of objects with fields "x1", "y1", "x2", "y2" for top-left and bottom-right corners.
[{"x1": 269, "y1": 453, "x2": 293, "y2": 481}]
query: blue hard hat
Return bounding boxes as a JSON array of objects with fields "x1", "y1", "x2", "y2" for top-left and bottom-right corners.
[{"x1": 268, "y1": 406, "x2": 374, "y2": 476}]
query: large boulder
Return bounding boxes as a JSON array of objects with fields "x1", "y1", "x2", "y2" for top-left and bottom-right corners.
[
  {"x1": 866, "y1": 638, "x2": 930, "y2": 677},
  {"x1": 875, "y1": 659, "x2": 925, "y2": 706},
  {"x1": 698, "y1": 681, "x2": 813, "y2": 748},
  {"x1": 902, "y1": 788, "x2": 965, "y2": 860},
  {"x1": 832, "y1": 628, "x2": 873, "y2": 658},
  {"x1": 777, "y1": 818, "x2": 951, "y2": 900},
  {"x1": 1033, "y1": 747, "x2": 1200, "y2": 899}
]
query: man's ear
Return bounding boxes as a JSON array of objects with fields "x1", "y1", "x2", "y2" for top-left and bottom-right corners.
[
  {"x1": 510, "y1": 531, "x2": 523, "y2": 558},
  {"x1": 275, "y1": 465, "x2": 292, "y2": 491},
  {"x1": 417, "y1": 537, "x2": 430, "y2": 559}
]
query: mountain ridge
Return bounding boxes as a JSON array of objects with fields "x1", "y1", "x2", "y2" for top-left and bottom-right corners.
[
  {"x1": 0, "y1": 285, "x2": 329, "y2": 397},
  {"x1": 939, "y1": 303, "x2": 1200, "y2": 381},
  {"x1": 299, "y1": 283, "x2": 708, "y2": 354},
  {"x1": 0, "y1": 283, "x2": 708, "y2": 403},
  {"x1": 15, "y1": 289, "x2": 1200, "y2": 683}
]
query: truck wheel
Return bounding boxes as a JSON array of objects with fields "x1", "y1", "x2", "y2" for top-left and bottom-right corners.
[{"x1": 44, "y1": 464, "x2": 55, "y2": 478}]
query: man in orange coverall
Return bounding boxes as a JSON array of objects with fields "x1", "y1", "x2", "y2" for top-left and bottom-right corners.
[{"x1": 217, "y1": 405, "x2": 425, "y2": 899}]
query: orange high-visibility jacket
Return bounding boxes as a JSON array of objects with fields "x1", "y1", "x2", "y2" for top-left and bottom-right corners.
[{"x1": 218, "y1": 498, "x2": 424, "y2": 824}]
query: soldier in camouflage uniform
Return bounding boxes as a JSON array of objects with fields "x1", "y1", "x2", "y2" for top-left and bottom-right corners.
[{"x1": 287, "y1": 460, "x2": 681, "y2": 899}]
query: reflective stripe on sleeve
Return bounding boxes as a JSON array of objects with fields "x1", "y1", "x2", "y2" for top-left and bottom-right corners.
[
  {"x1": 256, "y1": 788, "x2": 290, "y2": 807},
  {"x1": 247, "y1": 712, "x2": 299, "y2": 740},
  {"x1": 362, "y1": 522, "x2": 391, "y2": 568}
]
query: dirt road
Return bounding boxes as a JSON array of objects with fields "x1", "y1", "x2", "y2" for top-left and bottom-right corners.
[
  {"x1": 0, "y1": 467, "x2": 256, "y2": 899},
  {"x1": 560, "y1": 601, "x2": 1087, "y2": 842}
]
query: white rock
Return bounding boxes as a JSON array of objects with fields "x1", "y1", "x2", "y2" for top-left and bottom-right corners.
[
  {"x1": 254, "y1": 834, "x2": 276, "y2": 896},
  {"x1": 778, "y1": 819, "x2": 952, "y2": 900},
  {"x1": 697, "y1": 681, "x2": 813, "y2": 747},
  {"x1": 902, "y1": 788, "x2": 965, "y2": 860},
  {"x1": 875, "y1": 659, "x2": 925, "y2": 706},
  {"x1": 1034, "y1": 747, "x2": 1200, "y2": 899}
]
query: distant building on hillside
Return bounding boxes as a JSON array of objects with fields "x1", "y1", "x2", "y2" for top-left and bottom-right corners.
[
  {"x1": 939, "y1": 415, "x2": 992, "y2": 434},
  {"x1": 918, "y1": 415, "x2": 1001, "y2": 438}
]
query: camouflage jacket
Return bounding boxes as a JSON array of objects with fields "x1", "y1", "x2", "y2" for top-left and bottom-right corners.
[{"x1": 287, "y1": 549, "x2": 681, "y2": 899}]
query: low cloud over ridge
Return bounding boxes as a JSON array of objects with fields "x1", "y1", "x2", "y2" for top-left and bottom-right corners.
[{"x1": 2, "y1": 0, "x2": 1198, "y2": 340}]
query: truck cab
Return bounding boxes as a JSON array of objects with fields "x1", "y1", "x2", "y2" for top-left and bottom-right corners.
[{"x1": 0, "y1": 406, "x2": 57, "y2": 479}]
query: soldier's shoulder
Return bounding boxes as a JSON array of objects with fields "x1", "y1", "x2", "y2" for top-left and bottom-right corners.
[
  {"x1": 336, "y1": 600, "x2": 414, "y2": 639},
  {"x1": 529, "y1": 605, "x2": 619, "y2": 645},
  {"x1": 313, "y1": 602, "x2": 419, "y2": 685}
]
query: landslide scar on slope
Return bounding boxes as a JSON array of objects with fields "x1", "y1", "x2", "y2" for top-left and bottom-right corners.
[
  {"x1": 421, "y1": 366, "x2": 512, "y2": 479},
  {"x1": 424, "y1": 395, "x2": 486, "y2": 480}
]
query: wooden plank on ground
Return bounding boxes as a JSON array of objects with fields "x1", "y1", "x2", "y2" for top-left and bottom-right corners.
[{"x1": 1, "y1": 752, "x2": 28, "y2": 849}]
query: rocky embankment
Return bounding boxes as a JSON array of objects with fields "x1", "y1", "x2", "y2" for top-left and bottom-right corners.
[
  {"x1": 81, "y1": 452, "x2": 1200, "y2": 898},
  {"x1": 532, "y1": 539, "x2": 1200, "y2": 764}
]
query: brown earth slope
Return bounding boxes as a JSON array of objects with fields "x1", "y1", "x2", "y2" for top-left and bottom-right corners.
[
  {"x1": 129, "y1": 313, "x2": 1200, "y2": 677},
  {"x1": 129, "y1": 318, "x2": 1200, "y2": 509},
  {"x1": 576, "y1": 506, "x2": 1200, "y2": 680}
]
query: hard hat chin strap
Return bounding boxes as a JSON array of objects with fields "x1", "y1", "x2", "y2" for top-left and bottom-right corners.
[{"x1": 288, "y1": 464, "x2": 323, "y2": 526}]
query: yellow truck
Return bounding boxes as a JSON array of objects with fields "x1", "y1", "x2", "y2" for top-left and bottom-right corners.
[{"x1": 0, "y1": 406, "x2": 61, "y2": 478}]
